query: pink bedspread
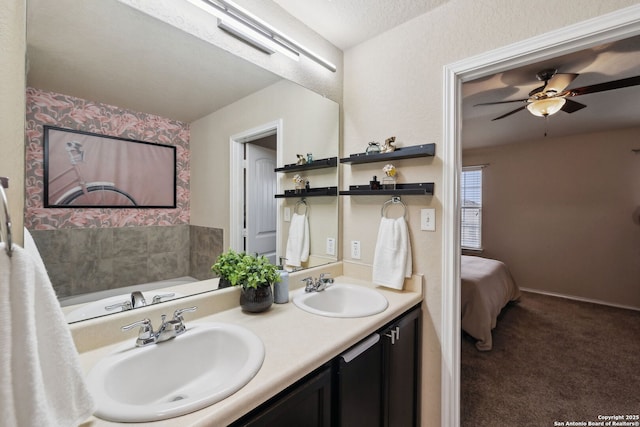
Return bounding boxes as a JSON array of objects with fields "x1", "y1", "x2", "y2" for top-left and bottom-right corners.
[{"x1": 461, "y1": 255, "x2": 520, "y2": 351}]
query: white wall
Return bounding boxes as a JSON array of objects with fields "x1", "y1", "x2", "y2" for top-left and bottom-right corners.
[
  {"x1": 0, "y1": 0, "x2": 26, "y2": 246},
  {"x1": 464, "y1": 127, "x2": 640, "y2": 309},
  {"x1": 190, "y1": 79, "x2": 339, "y2": 259},
  {"x1": 342, "y1": 0, "x2": 639, "y2": 424}
]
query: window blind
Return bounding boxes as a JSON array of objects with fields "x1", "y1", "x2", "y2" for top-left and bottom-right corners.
[{"x1": 461, "y1": 168, "x2": 482, "y2": 249}]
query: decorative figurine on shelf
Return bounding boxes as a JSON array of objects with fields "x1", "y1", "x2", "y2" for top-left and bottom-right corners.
[
  {"x1": 366, "y1": 141, "x2": 381, "y2": 155},
  {"x1": 305, "y1": 180, "x2": 310, "y2": 190},
  {"x1": 307, "y1": 153, "x2": 313, "y2": 163},
  {"x1": 296, "y1": 154, "x2": 307, "y2": 165},
  {"x1": 382, "y1": 164, "x2": 397, "y2": 190},
  {"x1": 293, "y1": 174, "x2": 305, "y2": 193},
  {"x1": 380, "y1": 136, "x2": 397, "y2": 153}
]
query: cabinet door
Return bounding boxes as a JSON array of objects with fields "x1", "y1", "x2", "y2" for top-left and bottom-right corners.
[
  {"x1": 230, "y1": 365, "x2": 332, "y2": 427},
  {"x1": 335, "y1": 334, "x2": 383, "y2": 427},
  {"x1": 382, "y1": 306, "x2": 421, "y2": 427}
]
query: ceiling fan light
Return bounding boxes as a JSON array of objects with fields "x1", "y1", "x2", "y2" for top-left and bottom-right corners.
[{"x1": 526, "y1": 97, "x2": 566, "y2": 117}]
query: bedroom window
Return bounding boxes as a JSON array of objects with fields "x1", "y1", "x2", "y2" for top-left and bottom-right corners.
[{"x1": 461, "y1": 167, "x2": 482, "y2": 250}]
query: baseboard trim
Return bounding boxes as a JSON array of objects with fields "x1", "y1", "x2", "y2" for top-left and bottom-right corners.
[{"x1": 519, "y1": 287, "x2": 640, "y2": 312}]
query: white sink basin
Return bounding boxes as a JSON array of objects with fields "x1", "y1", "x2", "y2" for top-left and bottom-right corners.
[
  {"x1": 87, "y1": 322, "x2": 265, "y2": 422},
  {"x1": 66, "y1": 291, "x2": 184, "y2": 323},
  {"x1": 293, "y1": 282, "x2": 388, "y2": 318}
]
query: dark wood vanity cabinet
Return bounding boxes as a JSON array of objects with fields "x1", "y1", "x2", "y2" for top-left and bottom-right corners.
[
  {"x1": 335, "y1": 305, "x2": 421, "y2": 427},
  {"x1": 381, "y1": 305, "x2": 421, "y2": 427},
  {"x1": 228, "y1": 306, "x2": 421, "y2": 427},
  {"x1": 230, "y1": 364, "x2": 332, "y2": 427}
]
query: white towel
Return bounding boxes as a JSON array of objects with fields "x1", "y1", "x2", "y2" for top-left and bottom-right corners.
[
  {"x1": 285, "y1": 212, "x2": 309, "y2": 267},
  {"x1": 372, "y1": 216, "x2": 412, "y2": 290},
  {"x1": 22, "y1": 227, "x2": 41, "y2": 261},
  {"x1": 0, "y1": 242, "x2": 95, "y2": 427}
]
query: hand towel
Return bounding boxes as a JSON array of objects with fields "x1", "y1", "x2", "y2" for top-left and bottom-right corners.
[
  {"x1": 285, "y1": 212, "x2": 309, "y2": 267},
  {"x1": 372, "y1": 216, "x2": 412, "y2": 290},
  {"x1": 22, "y1": 227, "x2": 41, "y2": 262},
  {"x1": 0, "y1": 243, "x2": 95, "y2": 427}
]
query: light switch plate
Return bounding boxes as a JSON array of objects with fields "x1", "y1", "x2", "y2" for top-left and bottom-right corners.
[
  {"x1": 284, "y1": 207, "x2": 291, "y2": 222},
  {"x1": 421, "y1": 208, "x2": 436, "y2": 231}
]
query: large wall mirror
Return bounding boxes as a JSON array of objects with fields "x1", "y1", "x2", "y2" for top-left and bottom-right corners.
[{"x1": 25, "y1": 0, "x2": 339, "y2": 323}]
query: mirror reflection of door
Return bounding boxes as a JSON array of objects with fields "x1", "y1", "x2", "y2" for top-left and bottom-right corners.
[{"x1": 245, "y1": 137, "x2": 277, "y2": 264}]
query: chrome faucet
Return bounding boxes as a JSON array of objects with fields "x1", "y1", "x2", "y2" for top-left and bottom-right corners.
[
  {"x1": 105, "y1": 291, "x2": 147, "y2": 312},
  {"x1": 121, "y1": 306, "x2": 197, "y2": 347},
  {"x1": 302, "y1": 273, "x2": 334, "y2": 293},
  {"x1": 105, "y1": 291, "x2": 176, "y2": 312}
]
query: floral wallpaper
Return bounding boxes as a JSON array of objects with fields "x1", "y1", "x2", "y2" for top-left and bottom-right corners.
[{"x1": 25, "y1": 87, "x2": 190, "y2": 229}]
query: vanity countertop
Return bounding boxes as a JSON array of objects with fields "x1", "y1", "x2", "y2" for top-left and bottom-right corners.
[{"x1": 77, "y1": 274, "x2": 423, "y2": 427}]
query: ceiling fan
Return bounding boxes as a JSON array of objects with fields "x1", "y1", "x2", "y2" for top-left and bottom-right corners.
[{"x1": 475, "y1": 68, "x2": 640, "y2": 121}]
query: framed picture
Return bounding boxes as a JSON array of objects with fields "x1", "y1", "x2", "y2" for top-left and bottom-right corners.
[{"x1": 43, "y1": 126, "x2": 177, "y2": 208}]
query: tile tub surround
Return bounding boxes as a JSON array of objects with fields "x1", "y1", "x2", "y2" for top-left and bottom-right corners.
[
  {"x1": 31, "y1": 225, "x2": 223, "y2": 298},
  {"x1": 72, "y1": 264, "x2": 423, "y2": 426}
]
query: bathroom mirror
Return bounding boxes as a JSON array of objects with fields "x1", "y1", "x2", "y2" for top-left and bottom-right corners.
[{"x1": 24, "y1": 0, "x2": 339, "y2": 323}]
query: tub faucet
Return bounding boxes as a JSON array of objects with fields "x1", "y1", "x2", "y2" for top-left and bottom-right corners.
[
  {"x1": 131, "y1": 291, "x2": 147, "y2": 307},
  {"x1": 121, "y1": 306, "x2": 197, "y2": 347},
  {"x1": 105, "y1": 290, "x2": 148, "y2": 312}
]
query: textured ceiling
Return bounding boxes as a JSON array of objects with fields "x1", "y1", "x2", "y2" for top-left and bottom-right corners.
[
  {"x1": 462, "y1": 36, "x2": 640, "y2": 149},
  {"x1": 272, "y1": 0, "x2": 450, "y2": 50}
]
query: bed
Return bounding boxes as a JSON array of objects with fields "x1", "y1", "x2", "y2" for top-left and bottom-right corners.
[{"x1": 461, "y1": 255, "x2": 521, "y2": 351}]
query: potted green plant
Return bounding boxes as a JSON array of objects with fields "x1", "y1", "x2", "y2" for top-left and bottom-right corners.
[
  {"x1": 211, "y1": 249, "x2": 243, "y2": 289},
  {"x1": 212, "y1": 250, "x2": 280, "y2": 312}
]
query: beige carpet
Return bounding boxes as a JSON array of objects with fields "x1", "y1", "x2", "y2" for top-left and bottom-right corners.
[{"x1": 461, "y1": 291, "x2": 640, "y2": 427}]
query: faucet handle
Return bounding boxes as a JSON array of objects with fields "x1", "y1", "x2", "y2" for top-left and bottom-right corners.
[
  {"x1": 173, "y1": 306, "x2": 197, "y2": 322},
  {"x1": 105, "y1": 300, "x2": 133, "y2": 312},
  {"x1": 171, "y1": 307, "x2": 197, "y2": 336},
  {"x1": 122, "y1": 318, "x2": 152, "y2": 332},
  {"x1": 121, "y1": 318, "x2": 156, "y2": 346},
  {"x1": 152, "y1": 292, "x2": 176, "y2": 304},
  {"x1": 302, "y1": 276, "x2": 315, "y2": 292}
]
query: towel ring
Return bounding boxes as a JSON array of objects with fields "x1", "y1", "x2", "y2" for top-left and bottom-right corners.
[
  {"x1": 381, "y1": 196, "x2": 407, "y2": 219},
  {"x1": 294, "y1": 198, "x2": 308, "y2": 215}
]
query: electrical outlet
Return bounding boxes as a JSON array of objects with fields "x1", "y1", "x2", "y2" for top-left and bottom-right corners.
[
  {"x1": 326, "y1": 238, "x2": 336, "y2": 256},
  {"x1": 284, "y1": 207, "x2": 291, "y2": 222},
  {"x1": 421, "y1": 208, "x2": 436, "y2": 231},
  {"x1": 351, "y1": 240, "x2": 361, "y2": 259}
]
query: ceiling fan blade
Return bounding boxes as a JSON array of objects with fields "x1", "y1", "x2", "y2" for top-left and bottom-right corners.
[
  {"x1": 544, "y1": 73, "x2": 578, "y2": 94},
  {"x1": 568, "y1": 75, "x2": 640, "y2": 97},
  {"x1": 491, "y1": 105, "x2": 527, "y2": 121},
  {"x1": 561, "y1": 98, "x2": 587, "y2": 113},
  {"x1": 474, "y1": 99, "x2": 528, "y2": 107}
]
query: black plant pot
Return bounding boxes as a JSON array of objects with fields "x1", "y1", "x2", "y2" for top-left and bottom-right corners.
[
  {"x1": 239, "y1": 285, "x2": 273, "y2": 313},
  {"x1": 218, "y1": 277, "x2": 232, "y2": 289}
]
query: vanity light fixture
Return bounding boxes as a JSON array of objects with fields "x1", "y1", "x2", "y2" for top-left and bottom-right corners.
[
  {"x1": 217, "y1": 18, "x2": 300, "y2": 61},
  {"x1": 526, "y1": 97, "x2": 566, "y2": 117},
  {"x1": 185, "y1": 0, "x2": 336, "y2": 72}
]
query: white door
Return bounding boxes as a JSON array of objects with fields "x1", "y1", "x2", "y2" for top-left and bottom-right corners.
[{"x1": 245, "y1": 143, "x2": 277, "y2": 263}]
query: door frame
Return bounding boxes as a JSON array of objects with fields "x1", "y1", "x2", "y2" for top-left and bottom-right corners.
[
  {"x1": 229, "y1": 119, "x2": 284, "y2": 254},
  {"x1": 441, "y1": 6, "x2": 640, "y2": 426}
]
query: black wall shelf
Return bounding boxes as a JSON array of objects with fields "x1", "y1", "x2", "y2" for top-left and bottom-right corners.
[
  {"x1": 339, "y1": 183, "x2": 434, "y2": 196},
  {"x1": 275, "y1": 186, "x2": 338, "y2": 198},
  {"x1": 275, "y1": 157, "x2": 338, "y2": 173},
  {"x1": 340, "y1": 144, "x2": 435, "y2": 165}
]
